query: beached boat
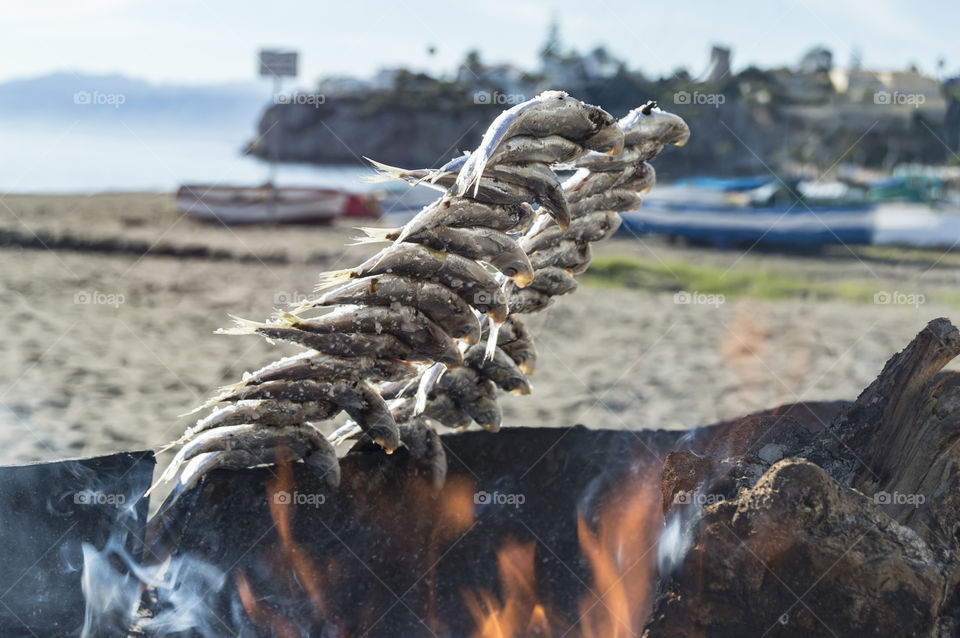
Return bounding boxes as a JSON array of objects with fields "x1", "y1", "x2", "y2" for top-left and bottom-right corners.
[
  {"x1": 619, "y1": 204, "x2": 876, "y2": 247},
  {"x1": 175, "y1": 184, "x2": 377, "y2": 224},
  {"x1": 618, "y1": 177, "x2": 876, "y2": 247}
]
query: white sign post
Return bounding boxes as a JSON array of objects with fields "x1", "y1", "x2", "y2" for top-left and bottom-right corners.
[{"x1": 258, "y1": 50, "x2": 299, "y2": 217}]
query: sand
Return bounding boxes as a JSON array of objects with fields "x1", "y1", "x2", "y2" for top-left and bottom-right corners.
[{"x1": 1, "y1": 193, "x2": 956, "y2": 470}]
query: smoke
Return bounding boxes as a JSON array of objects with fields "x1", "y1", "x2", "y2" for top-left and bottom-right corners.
[
  {"x1": 78, "y1": 485, "x2": 230, "y2": 638},
  {"x1": 657, "y1": 502, "x2": 697, "y2": 576}
]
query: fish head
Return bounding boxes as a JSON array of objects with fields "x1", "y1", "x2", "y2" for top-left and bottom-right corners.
[
  {"x1": 583, "y1": 119, "x2": 625, "y2": 155},
  {"x1": 501, "y1": 260, "x2": 535, "y2": 288},
  {"x1": 369, "y1": 422, "x2": 400, "y2": 453},
  {"x1": 622, "y1": 162, "x2": 656, "y2": 193},
  {"x1": 620, "y1": 103, "x2": 691, "y2": 148},
  {"x1": 491, "y1": 248, "x2": 535, "y2": 288}
]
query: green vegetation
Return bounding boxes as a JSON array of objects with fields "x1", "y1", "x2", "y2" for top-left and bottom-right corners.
[
  {"x1": 844, "y1": 244, "x2": 960, "y2": 269},
  {"x1": 582, "y1": 254, "x2": 960, "y2": 307}
]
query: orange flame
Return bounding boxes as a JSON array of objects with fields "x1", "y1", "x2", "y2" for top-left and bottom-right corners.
[
  {"x1": 237, "y1": 571, "x2": 302, "y2": 638},
  {"x1": 237, "y1": 445, "x2": 477, "y2": 637},
  {"x1": 577, "y1": 477, "x2": 660, "y2": 638},
  {"x1": 236, "y1": 445, "x2": 661, "y2": 638},
  {"x1": 238, "y1": 446, "x2": 345, "y2": 636},
  {"x1": 467, "y1": 473, "x2": 661, "y2": 638},
  {"x1": 464, "y1": 539, "x2": 553, "y2": 638}
]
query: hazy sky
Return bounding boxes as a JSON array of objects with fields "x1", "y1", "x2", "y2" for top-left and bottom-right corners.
[{"x1": 4, "y1": 0, "x2": 958, "y2": 86}]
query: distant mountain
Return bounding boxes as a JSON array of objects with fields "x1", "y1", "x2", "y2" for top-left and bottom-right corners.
[{"x1": 0, "y1": 72, "x2": 271, "y2": 133}]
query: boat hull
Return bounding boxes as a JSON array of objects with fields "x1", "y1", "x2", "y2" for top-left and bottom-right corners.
[
  {"x1": 175, "y1": 185, "x2": 376, "y2": 224},
  {"x1": 618, "y1": 204, "x2": 875, "y2": 247}
]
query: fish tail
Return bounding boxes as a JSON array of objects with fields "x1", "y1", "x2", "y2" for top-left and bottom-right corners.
[
  {"x1": 156, "y1": 437, "x2": 184, "y2": 455},
  {"x1": 454, "y1": 154, "x2": 483, "y2": 197},
  {"x1": 348, "y1": 226, "x2": 398, "y2": 245},
  {"x1": 275, "y1": 311, "x2": 306, "y2": 328},
  {"x1": 216, "y1": 315, "x2": 265, "y2": 336},
  {"x1": 314, "y1": 268, "x2": 355, "y2": 290},
  {"x1": 484, "y1": 318, "x2": 501, "y2": 362},
  {"x1": 363, "y1": 157, "x2": 414, "y2": 183},
  {"x1": 291, "y1": 297, "x2": 319, "y2": 314}
]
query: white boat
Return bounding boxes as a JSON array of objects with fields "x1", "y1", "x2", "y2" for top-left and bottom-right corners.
[{"x1": 175, "y1": 184, "x2": 377, "y2": 224}]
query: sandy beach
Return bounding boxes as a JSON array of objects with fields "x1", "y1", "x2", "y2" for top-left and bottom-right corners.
[{"x1": 1, "y1": 192, "x2": 956, "y2": 469}]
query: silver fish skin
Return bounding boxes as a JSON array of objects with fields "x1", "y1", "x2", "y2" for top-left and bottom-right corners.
[
  {"x1": 397, "y1": 421, "x2": 447, "y2": 488},
  {"x1": 421, "y1": 392, "x2": 473, "y2": 429},
  {"x1": 252, "y1": 325, "x2": 421, "y2": 361},
  {"x1": 521, "y1": 212, "x2": 622, "y2": 253},
  {"x1": 333, "y1": 243, "x2": 508, "y2": 321},
  {"x1": 528, "y1": 240, "x2": 592, "y2": 272},
  {"x1": 181, "y1": 399, "x2": 338, "y2": 443},
  {"x1": 239, "y1": 352, "x2": 414, "y2": 387},
  {"x1": 404, "y1": 226, "x2": 534, "y2": 286},
  {"x1": 617, "y1": 162, "x2": 657, "y2": 193},
  {"x1": 526, "y1": 267, "x2": 579, "y2": 296},
  {"x1": 435, "y1": 367, "x2": 502, "y2": 431},
  {"x1": 284, "y1": 308, "x2": 462, "y2": 368},
  {"x1": 486, "y1": 315, "x2": 529, "y2": 345},
  {"x1": 487, "y1": 135, "x2": 585, "y2": 166},
  {"x1": 619, "y1": 102, "x2": 691, "y2": 148},
  {"x1": 506, "y1": 287, "x2": 554, "y2": 314},
  {"x1": 563, "y1": 164, "x2": 646, "y2": 203},
  {"x1": 485, "y1": 162, "x2": 571, "y2": 230},
  {"x1": 196, "y1": 352, "x2": 414, "y2": 410},
  {"x1": 177, "y1": 442, "x2": 338, "y2": 493},
  {"x1": 455, "y1": 91, "x2": 621, "y2": 198},
  {"x1": 306, "y1": 275, "x2": 482, "y2": 345},
  {"x1": 570, "y1": 189, "x2": 644, "y2": 218},
  {"x1": 464, "y1": 343, "x2": 532, "y2": 395},
  {"x1": 499, "y1": 337, "x2": 537, "y2": 374},
  {"x1": 225, "y1": 379, "x2": 398, "y2": 452},
  {"x1": 422, "y1": 163, "x2": 570, "y2": 229},
  {"x1": 392, "y1": 197, "x2": 534, "y2": 243},
  {"x1": 163, "y1": 423, "x2": 339, "y2": 487},
  {"x1": 565, "y1": 142, "x2": 663, "y2": 172}
]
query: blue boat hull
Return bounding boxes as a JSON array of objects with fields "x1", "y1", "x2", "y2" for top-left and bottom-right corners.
[{"x1": 618, "y1": 205, "x2": 875, "y2": 247}]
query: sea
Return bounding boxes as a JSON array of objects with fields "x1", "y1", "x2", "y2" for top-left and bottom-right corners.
[
  {"x1": 4, "y1": 121, "x2": 960, "y2": 247},
  {"x1": 0, "y1": 122, "x2": 372, "y2": 194}
]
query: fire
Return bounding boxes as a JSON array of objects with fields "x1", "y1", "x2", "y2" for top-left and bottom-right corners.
[
  {"x1": 464, "y1": 540, "x2": 553, "y2": 638},
  {"x1": 576, "y1": 476, "x2": 660, "y2": 638},
  {"x1": 235, "y1": 445, "x2": 659, "y2": 638},
  {"x1": 237, "y1": 445, "x2": 477, "y2": 637},
  {"x1": 237, "y1": 446, "x2": 346, "y2": 636},
  {"x1": 467, "y1": 472, "x2": 661, "y2": 638}
]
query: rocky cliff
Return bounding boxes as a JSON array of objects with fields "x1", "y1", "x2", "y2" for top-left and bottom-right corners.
[{"x1": 248, "y1": 84, "x2": 956, "y2": 178}]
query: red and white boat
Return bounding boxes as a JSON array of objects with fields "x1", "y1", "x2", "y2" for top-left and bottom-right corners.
[{"x1": 175, "y1": 184, "x2": 378, "y2": 224}]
